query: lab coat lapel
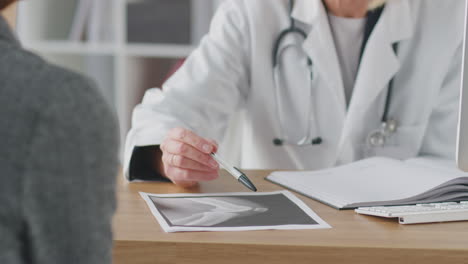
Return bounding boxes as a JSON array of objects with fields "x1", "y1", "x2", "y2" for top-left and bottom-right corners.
[
  {"x1": 292, "y1": 0, "x2": 347, "y2": 119},
  {"x1": 348, "y1": 0, "x2": 413, "y2": 118},
  {"x1": 337, "y1": 0, "x2": 414, "y2": 163}
]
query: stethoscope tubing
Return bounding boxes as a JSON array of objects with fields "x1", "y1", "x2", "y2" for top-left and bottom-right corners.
[{"x1": 272, "y1": 0, "x2": 398, "y2": 147}]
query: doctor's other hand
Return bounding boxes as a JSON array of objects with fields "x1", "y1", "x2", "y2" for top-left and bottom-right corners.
[{"x1": 157, "y1": 127, "x2": 219, "y2": 187}]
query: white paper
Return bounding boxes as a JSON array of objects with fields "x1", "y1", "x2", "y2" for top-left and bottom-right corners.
[
  {"x1": 267, "y1": 157, "x2": 468, "y2": 209},
  {"x1": 140, "y1": 191, "x2": 331, "y2": 232}
]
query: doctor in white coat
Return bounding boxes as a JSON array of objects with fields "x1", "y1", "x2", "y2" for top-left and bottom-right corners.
[{"x1": 125, "y1": 0, "x2": 464, "y2": 186}]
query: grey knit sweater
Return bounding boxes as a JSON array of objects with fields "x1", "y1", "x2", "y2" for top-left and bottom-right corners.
[{"x1": 0, "y1": 16, "x2": 119, "y2": 264}]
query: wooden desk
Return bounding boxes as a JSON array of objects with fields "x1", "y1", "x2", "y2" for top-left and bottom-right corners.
[{"x1": 113, "y1": 171, "x2": 468, "y2": 264}]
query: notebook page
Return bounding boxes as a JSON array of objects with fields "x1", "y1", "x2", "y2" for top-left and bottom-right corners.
[
  {"x1": 406, "y1": 157, "x2": 468, "y2": 180},
  {"x1": 267, "y1": 157, "x2": 462, "y2": 209}
]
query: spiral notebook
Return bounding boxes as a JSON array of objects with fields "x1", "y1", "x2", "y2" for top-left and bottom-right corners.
[{"x1": 266, "y1": 157, "x2": 468, "y2": 209}]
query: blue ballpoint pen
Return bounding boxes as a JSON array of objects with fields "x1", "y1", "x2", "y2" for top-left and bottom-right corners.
[{"x1": 210, "y1": 152, "x2": 257, "y2": 192}]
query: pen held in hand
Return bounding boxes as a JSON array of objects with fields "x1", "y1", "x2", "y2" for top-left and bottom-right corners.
[{"x1": 210, "y1": 152, "x2": 258, "y2": 192}]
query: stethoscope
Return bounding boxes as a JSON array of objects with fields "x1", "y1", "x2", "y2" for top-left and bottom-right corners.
[{"x1": 272, "y1": 0, "x2": 399, "y2": 149}]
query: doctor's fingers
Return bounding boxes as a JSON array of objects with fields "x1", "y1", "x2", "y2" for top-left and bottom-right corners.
[
  {"x1": 166, "y1": 127, "x2": 218, "y2": 154},
  {"x1": 164, "y1": 165, "x2": 219, "y2": 183},
  {"x1": 161, "y1": 140, "x2": 218, "y2": 169},
  {"x1": 162, "y1": 153, "x2": 219, "y2": 172}
]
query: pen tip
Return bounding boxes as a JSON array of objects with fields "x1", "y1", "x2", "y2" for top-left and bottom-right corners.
[{"x1": 238, "y1": 175, "x2": 258, "y2": 192}]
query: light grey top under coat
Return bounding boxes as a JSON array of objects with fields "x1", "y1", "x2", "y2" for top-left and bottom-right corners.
[{"x1": 0, "y1": 16, "x2": 119, "y2": 264}]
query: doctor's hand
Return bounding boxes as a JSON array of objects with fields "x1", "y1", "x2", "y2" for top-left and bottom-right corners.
[{"x1": 157, "y1": 127, "x2": 220, "y2": 187}]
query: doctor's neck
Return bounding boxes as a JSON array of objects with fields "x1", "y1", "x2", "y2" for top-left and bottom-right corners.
[{"x1": 323, "y1": 0, "x2": 370, "y2": 18}]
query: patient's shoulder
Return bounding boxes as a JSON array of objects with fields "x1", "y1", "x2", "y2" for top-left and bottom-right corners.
[
  {"x1": 0, "y1": 45, "x2": 104, "y2": 110},
  {"x1": 0, "y1": 43, "x2": 118, "y2": 154}
]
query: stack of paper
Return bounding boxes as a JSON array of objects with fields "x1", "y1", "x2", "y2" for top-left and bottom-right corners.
[{"x1": 266, "y1": 157, "x2": 468, "y2": 209}]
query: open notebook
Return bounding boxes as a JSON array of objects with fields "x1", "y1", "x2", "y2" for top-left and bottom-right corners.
[{"x1": 266, "y1": 157, "x2": 468, "y2": 209}]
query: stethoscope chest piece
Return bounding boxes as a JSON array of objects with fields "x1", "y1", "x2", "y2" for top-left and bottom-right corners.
[
  {"x1": 367, "y1": 130, "x2": 386, "y2": 147},
  {"x1": 385, "y1": 119, "x2": 398, "y2": 133},
  {"x1": 367, "y1": 119, "x2": 398, "y2": 148}
]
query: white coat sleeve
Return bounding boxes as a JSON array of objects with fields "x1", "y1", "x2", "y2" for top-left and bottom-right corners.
[
  {"x1": 419, "y1": 43, "x2": 463, "y2": 160},
  {"x1": 124, "y1": 1, "x2": 251, "y2": 180}
]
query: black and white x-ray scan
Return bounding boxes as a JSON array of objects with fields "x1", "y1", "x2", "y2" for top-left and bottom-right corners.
[{"x1": 140, "y1": 191, "x2": 331, "y2": 232}]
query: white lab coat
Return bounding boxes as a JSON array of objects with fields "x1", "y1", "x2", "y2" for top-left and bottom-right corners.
[{"x1": 124, "y1": 0, "x2": 464, "y2": 179}]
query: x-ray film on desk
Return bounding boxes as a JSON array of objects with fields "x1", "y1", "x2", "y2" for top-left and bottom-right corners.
[{"x1": 140, "y1": 191, "x2": 331, "y2": 232}]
